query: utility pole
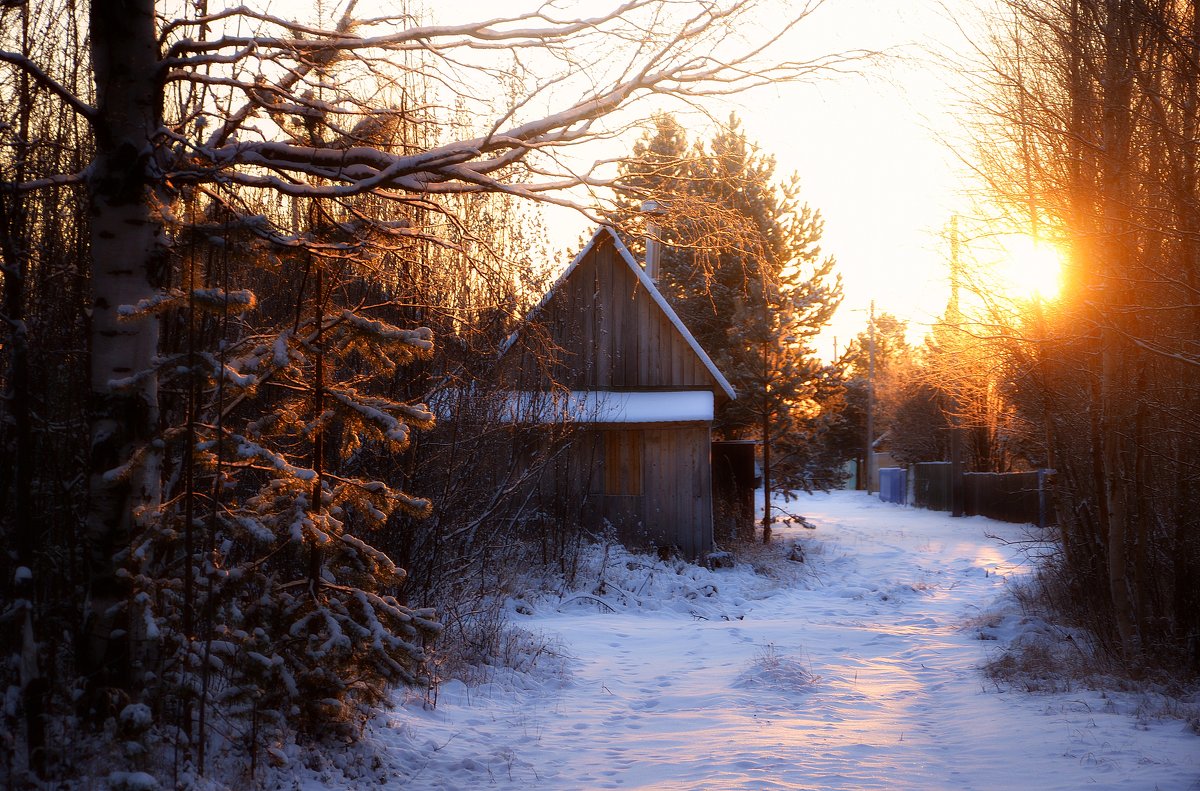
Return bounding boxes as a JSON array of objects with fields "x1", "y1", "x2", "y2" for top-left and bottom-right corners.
[
  {"x1": 865, "y1": 300, "x2": 876, "y2": 495},
  {"x1": 948, "y1": 217, "x2": 964, "y2": 517}
]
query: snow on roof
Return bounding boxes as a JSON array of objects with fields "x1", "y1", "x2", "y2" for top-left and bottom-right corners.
[
  {"x1": 542, "y1": 389, "x2": 712, "y2": 424},
  {"x1": 499, "y1": 227, "x2": 737, "y2": 401},
  {"x1": 435, "y1": 389, "x2": 714, "y2": 424}
]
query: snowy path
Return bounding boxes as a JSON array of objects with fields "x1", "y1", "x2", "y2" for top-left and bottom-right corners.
[{"x1": 361, "y1": 492, "x2": 1198, "y2": 790}]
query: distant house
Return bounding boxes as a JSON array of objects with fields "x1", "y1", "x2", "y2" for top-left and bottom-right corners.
[{"x1": 500, "y1": 226, "x2": 736, "y2": 558}]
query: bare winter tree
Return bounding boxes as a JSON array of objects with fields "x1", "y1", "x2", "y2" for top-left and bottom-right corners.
[{"x1": 967, "y1": 0, "x2": 1200, "y2": 671}]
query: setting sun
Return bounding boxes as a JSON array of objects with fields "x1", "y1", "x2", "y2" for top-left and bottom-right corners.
[{"x1": 994, "y1": 234, "x2": 1065, "y2": 300}]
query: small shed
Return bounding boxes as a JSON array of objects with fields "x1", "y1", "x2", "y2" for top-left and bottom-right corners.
[{"x1": 501, "y1": 226, "x2": 736, "y2": 558}]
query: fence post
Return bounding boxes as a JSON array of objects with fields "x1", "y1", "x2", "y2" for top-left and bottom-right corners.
[{"x1": 1038, "y1": 468, "x2": 1053, "y2": 528}]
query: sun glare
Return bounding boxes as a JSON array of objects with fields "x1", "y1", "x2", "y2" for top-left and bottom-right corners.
[{"x1": 994, "y1": 235, "x2": 1064, "y2": 300}]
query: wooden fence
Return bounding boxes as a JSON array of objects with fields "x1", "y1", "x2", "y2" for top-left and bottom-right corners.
[
  {"x1": 883, "y1": 463, "x2": 1054, "y2": 527},
  {"x1": 963, "y1": 470, "x2": 1053, "y2": 528},
  {"x1": 912, "y1": 462, "x2": 954, "y2": 512}
]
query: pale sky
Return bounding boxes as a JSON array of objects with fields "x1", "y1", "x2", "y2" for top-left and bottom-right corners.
[
  {"x1": 427, "y1": 0, "x2": 987, "y2": 358},
  {"x1": 735, "y1": 0, "x2": 979, "y2": 357}
]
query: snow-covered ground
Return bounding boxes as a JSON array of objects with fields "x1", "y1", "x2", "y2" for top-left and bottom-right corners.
[{"x1": 297, "y1": 491, "x2": 1199, "y2": 790}]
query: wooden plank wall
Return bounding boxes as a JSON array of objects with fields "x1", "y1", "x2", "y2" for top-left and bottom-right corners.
[
  {"x1": 547, "y1": 426, "x2": 713, "y2": 558},
  {"x1": 637, "y1": 426, "x2": 713, "y2": 558}
]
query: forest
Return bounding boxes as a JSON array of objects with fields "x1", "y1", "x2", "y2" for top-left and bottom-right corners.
[
  {"x1": 1, "y1": 0, "x2": 1198, "y2": 787},
  {"x1": 0, "y1": 0, "x2": 852, "y2": 783}
]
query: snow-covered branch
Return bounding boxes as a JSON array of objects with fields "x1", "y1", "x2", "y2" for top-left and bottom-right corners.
[
  {"x1": 0, "y1": 49, "x2": 97, "y2": 122},
  {"x1": 148, "y1": 0, "x2": 858, "y2": 214}
]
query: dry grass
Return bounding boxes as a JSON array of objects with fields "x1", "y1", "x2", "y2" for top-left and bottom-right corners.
[
  {"x1": 981, "y1": 575, "x2": 1200, "y2": 731},
  {"x1": 731, "y1": 537, "x2": 816, "y2": 587},
  {"x1": 428, "y1": 598, "x2": 569, "y2": 693},
  {"x1": 981, "y1": 571, "x2": 1113, "y2": 695},
  {"x1": 735, "y1": 643, "x2": 821, "y2": 693},
  {"x1": 984, "y1": 638, "x2": 1086, "y2": 694}
]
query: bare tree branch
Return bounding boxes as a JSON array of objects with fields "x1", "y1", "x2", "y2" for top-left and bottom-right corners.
[{"x1": 0, "y1": 49, "x2": 96, "y2": 121}]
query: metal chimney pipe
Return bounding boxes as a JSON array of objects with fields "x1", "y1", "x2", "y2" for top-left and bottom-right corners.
[{"x1": 641, "y1": 199, "x2": 663, "y2": 281}]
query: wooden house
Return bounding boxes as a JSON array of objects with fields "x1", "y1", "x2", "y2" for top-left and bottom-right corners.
[{"x1": 501, "y1": 226, "x2": 736, "y2": 559}]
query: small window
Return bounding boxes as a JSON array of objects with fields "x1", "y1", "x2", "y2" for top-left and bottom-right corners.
[{"x1": 604, "y1": 430, "x2": 642, "y2": 496}]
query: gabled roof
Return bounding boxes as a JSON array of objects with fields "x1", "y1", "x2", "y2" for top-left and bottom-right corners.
[{"x1": 500, "y1": 226, "x2": 736, "y2": 401}]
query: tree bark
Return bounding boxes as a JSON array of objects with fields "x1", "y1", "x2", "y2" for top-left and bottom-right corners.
[
  {"x1": 0, "y1": 9, "x2": 44, "y2": 762},
  {"x1": 1098, "y1": 0, "x2": 1138, "y2": 658},
  {"x1": 761, "y1": 399, "x2": 772, "y2": 544},
  {"x1": 82, "y1": 0, "x2": 165, "y2": 702}
]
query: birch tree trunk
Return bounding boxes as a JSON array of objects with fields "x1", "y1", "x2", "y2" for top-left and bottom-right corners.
[{"x1": 82, "y1": 0, "x2": 164, "y2": 697}]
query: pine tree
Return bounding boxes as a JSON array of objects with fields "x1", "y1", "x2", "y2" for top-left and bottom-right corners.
[
  {"x1": 831, "y1": 312, "x2": 915, "y2": 478},
  {"x1": 617, "y1": 114, "x2": 844, "y2": 541}
]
